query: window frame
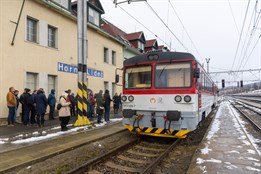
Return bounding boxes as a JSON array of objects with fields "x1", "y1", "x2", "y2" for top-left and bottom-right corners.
[
  {"x1": 112, "y1": 50, "x2": 116, "y2": 65},
  {"x1": 48, "y1": 25, "x2": 57, "y2": 48},
  {"x1": 88, "y1": 7, "x2": 100, "y2": 26},
  {"x1": 104, "y1": 47, "x2": 109, "y2": 63},
  {"x1": 154, "y1": 62, "x2": 192, "y2": 89},
  {"x1": 26, "y1": 16, "x2": 38, "y2": 43},
  {"x1": 124, "y1": 65, "x2": 152, "y2": 90}
]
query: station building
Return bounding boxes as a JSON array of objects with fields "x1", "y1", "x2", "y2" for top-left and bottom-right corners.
[{"x1": 0, "y1": 0, "x2": 127, "y2": 122}]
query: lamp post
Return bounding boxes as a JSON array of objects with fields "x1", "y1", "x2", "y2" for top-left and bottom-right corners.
[{"x1": 206, "y1": 58, "x2": 210, "y2": 74}]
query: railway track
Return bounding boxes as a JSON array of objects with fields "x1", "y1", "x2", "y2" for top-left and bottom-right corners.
[
  {"x1": 67, "y1": 138, "x2": 181, "y2": 174},
  {"x1": 229, "y1": 100, "x2": 261, "y2": 131}
]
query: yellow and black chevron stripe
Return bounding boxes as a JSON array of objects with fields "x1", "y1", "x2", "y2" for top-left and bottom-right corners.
[
  {"x1": 77, "y1": 82, "x2": 83, "y2": 117},
  {"x1": 124, "y1": 125, "x2": 191, "y2": 138}
]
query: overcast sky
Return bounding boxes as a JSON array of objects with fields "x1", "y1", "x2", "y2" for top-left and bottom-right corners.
[{"x1": 98, "y1": 0, "x2": 261, "y2": 87}]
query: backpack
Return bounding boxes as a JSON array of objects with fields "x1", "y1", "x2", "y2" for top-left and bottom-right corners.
[{"x1": 56, "y1": 103, "x2": 62, "y2": 110}]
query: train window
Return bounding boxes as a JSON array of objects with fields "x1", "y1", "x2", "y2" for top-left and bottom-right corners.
[
  {"x1": 124, "y1": 66, "x2": 152, "y2": 89},
  {"x1": 155, "y1": 63, "x2": 191, "y2": 88}
]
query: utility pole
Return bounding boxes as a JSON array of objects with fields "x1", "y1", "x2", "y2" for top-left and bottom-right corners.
[
  {"x1": 75, "y1": 0, "x2": 90, "y2": 126},
  {"x1": 206, "y1": 58, "x2": 210, "y2": 74}
]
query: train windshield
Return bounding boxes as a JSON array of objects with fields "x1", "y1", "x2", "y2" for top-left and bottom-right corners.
[
  {"x1": 155, "y1": 63, "x2": 191, "y2": 88},
  {"x1": 124, "y1": 66, "x2": 152, "y2": 89}
]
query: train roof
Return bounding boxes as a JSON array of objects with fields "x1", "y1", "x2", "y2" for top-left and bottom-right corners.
[{"x1": 124, "y1": 51, "x2": 196, "y2": 66}]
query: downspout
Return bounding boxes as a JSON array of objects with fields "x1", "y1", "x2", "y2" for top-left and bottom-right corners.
[{"x1": 11, "y1": 0, "x2": 25, "y2": 46}]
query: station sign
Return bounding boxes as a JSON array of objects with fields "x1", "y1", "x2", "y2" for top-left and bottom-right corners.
[{"x1": 58, "y1": 62, "x2": 104, "y2": 78}]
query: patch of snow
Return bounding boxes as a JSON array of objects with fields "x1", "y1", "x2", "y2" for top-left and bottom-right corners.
[
  {"x1": 246, "y1": 166, "x2": 261, "y2": 172},
  {"x1": 201, "y1": 145, "x2": 212, "y2": 155},
  {"x1": 26, "y1": 166, "x2": 32, "y2": 170},
  {"x1": 228, "y1": 150, "x2": 240, "y2": 154},
  {"x1": 242, "y1": 140, "x2": 251, "y2": 146},
  {"x1": 32, "y1": 132, "x2": 39, "y2": 135},
  {"x1": 247, "y1": 149, "x2": 256, "y2": 154},
  {"x1": 199, "y1": 165, "x2": 207, "y2": 173},
  {"x1": 225, "y1": 164, "x2": 238, "y2": 170},
  {"x1": 246, "y1": 157, "x2": 260, "y2": 162},
  {"x1": 196, "y1": 158, "x2": 204, "y2": 164},
  {"x1": 238, "y1": 135, "x2": 247, "y2": 140},
  {"x1": 254, "y1": 162, "x2": 261, "y2": 167},
  {"x1": 206, "y1": 158, "x2": 222, "y2": 163},
  {"x1": 224, "y1": 162, "x2": 231, "y2": 165},
  {"x1": 0, "y1": 141, "x2": 5, "y2": 144}
]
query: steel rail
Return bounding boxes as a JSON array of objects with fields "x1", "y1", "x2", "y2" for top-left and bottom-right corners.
[
  {"x1": 234, "y1": 101, "x2": 261, "y2": 115},
  {"x1": 141, "y1": 139, "x2": 181, "y2": 174},
  {"x1": 65, "y1": 139, "x2": 138, "y2": 174},
  {"x1": 230, "y1": 101, "x2": 261, "y2": 131}
]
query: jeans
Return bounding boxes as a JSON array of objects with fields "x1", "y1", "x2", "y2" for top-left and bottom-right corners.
[
  {"x1": 8, "y1": 106, "x2": 15, "y2": 125},
  {"x1": 23, "y1": 107, "x2": 30, "y2": 125}
]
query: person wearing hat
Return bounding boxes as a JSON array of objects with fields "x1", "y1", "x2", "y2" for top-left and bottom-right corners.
[
  {"x1": 23, "y1": 88, "x2": 31, "y2": 125},
  {"x1": 58, "y1": 91, "x2": 71, "y2": 131}
]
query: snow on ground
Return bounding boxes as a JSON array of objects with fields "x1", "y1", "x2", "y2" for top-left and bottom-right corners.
[{"x1": 0, "y1": 118, "x2": 122, "y2": 144}]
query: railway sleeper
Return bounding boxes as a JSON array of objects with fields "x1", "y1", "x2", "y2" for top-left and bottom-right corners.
[{"x1": 105, "y1": 161, "x2": 143, "y2": 173}]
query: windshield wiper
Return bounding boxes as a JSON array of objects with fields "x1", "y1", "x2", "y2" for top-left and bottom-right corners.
[{"x1": 158, "y1": 61, "x2": 172, "y2": 78}]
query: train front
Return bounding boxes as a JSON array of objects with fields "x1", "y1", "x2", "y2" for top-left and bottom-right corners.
[{"x1": 121, "y1": 52, "x2": 199, "y2": 138}]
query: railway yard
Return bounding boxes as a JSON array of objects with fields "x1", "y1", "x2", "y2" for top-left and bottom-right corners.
[{"x1": 0, "y1": 95, "x2": 261, "y2": 174}]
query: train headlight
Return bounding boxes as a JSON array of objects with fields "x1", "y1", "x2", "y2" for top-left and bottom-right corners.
[
  {"x1": 175, "y1": 95, "x2": 182, "y2": 102},
  {"x1": 122, "y1": 95, "x2": 127, "y2": 102},
  {"x1": 128, "y1": 95, "x2": 134, "y2": 102},
  {"x1": 184, "y1": 95, "x2": 191, "y2": 103}
]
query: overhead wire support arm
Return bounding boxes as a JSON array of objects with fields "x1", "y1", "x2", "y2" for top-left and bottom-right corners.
[{"x1": 113, "y1": 0, "x2": 146, "y2": 7}]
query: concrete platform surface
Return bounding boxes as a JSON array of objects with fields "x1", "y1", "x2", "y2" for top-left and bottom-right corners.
[{"x1": 187, "y1": 101, "x2": 261, "y2": 174}]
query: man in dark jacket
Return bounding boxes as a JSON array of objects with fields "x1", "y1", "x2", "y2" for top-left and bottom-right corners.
[
  {"x1": 19, "y1": 88, "x2": 27, "y2": 124},
  {"x1": 34, "y1": 88, "x2": 47, "y2": 127},
  {"x1": 95, "y1": 90, "x2": 103, "y2": 123},
  {"x1": 23, "y1": 88, "x2": 31, "y2": 125},
  {"x1": 48, "y1": 89, "x2": 56, "y2": 120}
]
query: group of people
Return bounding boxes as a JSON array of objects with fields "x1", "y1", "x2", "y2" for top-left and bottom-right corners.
[
  {"x1": 6, "y1": 87, "x2": 48, "y2": 127},
  {"x1": 6, "y1": 86, "x2": 122, "y2": 131}
]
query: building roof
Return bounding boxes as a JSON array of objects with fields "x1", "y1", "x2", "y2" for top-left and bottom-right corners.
[
  {"x1": 125, "y1": 31, "x2": 145, "y2": 43},
  {"x1": 145, "y1": 39, "x2": 158, "y2": 48},
  {"x1": 101, "y1": 19, "x2": 132, "y2": 46}
]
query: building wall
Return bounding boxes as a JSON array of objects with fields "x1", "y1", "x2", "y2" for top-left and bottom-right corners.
[{"x1": 0, "y1": 0, "x2": 123, "y2": 119}]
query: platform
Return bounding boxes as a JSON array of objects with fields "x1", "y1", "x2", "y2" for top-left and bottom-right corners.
[{"x1": 187, "y1": 101, "x2": 261, "y2": 174}]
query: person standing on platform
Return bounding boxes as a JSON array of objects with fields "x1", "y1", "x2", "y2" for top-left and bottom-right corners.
[
  {"x1": 69, "y1": 93, "x2": 76, "y2": 117},
  {"x1": 88, "y1": 91, "x2": 95, "y2": 118},
  {"x1": 48, "y1": 89, "x2": 56, "y2": 120},
  {"x1": 34, "y1": 88, "x2": 47, "y2": 127},
  {"x1": 19, "y1": 88, "x2": 26, "y2": 124},
  {"x1": 23, "y1": 88, "x2": 31, "y2": 126},
  {"x1": 103, "y1": 89, "x2": 112, "y2": 122},
  {"x1": 30, "y1": 90, "x2": 37, "y2": 125},
  {"x1": 6, "y1": 87, "x2": 16, "y2": 127},
  {"x1": 95, "y1": 90, "x2": 103, "y2": 123},
  {"x1": 113, "y1": 93, "x2": 120, "y2": 115},
  {"x1": 14, "y1": 90, "x2": 19, "y2": 124},
  {"x1": 59, "y1": 91, "x2": 71, "y2": 131}
]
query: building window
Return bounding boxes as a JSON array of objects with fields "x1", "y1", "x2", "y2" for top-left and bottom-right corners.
[
  {"x1": 104, "y1": 81, "x2": 109, "y2": 92},
  {"x1": 48, "y1": 75, "x2": 56, "y2": 95},
  {"x1": 112, "y1": 83, "x2": 116, "y2": 97},
  {"x1": 27, "y1": 17, "x2": 38, "y2": 43},
  {"x1": 48, "y1": 25, "x2": 57, "y2": 48},
  {"x1": 138, "y1": 41, "x2": 144, "y2": 52},
  {"x1": 112, "y1": 51, "x2": 116, "y2": 65},
  {"x1": 104, "y1": 47, "x2": 109, "y2": 63},
  {"x1": 88, "y1": 7, "x2": 100, "y2": 26},
  {"x1": 26, "y1": 72, "x2": 38, "y2": 91}
]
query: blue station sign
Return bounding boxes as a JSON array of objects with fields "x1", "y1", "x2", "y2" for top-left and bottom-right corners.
[{"x1": 58, "y1": 62, "x2": 104, "y2": 78}]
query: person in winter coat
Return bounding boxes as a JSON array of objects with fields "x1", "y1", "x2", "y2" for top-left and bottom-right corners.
[
  {"x1": 88, "y1": 92, "x2": 95, "y2": 118},
  {"x1": 14, "y1": 90, "x2": 19, "y2": 124},
  {"x1": 19, "y1": 88, "x2": 27, "y2": 124},
  {"x1": 48, "y1": 89, "x2": 56, "y2": 120},
  {"x1": 95, "y1": 90, "x2": 103, "y2": 123},
  {"x1": 58, "y1": 92, "x2": 71, "y2": 131},
  {"x1": 6, "y1": 87, "x2": 16, "y2": 126},
  {"x1": 103, "y1": 89, "x2": 112, "y2": 122},
  {"x1": 34, "y1": 88, "x2": 47, "y2": 127},
  {"x1": 113, "y1": 93, "x2": 120, "y2": 114},
  {"x1": 23, "y1": 88, "x2": 32, "y2": 126},
  {"x1": 30, "y1": 90, "x2": 37, "y2": 125},
  {"x1": 69, "y1": 93, "x2": 76, "y2": 117}
]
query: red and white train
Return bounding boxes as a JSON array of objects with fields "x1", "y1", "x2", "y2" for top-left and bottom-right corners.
[{"x1": 116, "y1": 51, "x2": 218, "y2": 138}]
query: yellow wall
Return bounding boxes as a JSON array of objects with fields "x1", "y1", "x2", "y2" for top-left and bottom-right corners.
[{"x1": 0, "y1": 0, "x2": 123, "y2": 119}]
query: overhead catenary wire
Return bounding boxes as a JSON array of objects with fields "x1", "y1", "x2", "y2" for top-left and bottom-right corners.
[
  {"x1": 144, "y1": 1, "x2": 189, "y2": 52},
  {"x1": 230, "y1": 0, "x2": 251, "y2": 70},
  {"x1": 115, "y1": 4, "x2": 175, "y2": 50},
  {"x1": 168, "y1": 0, "x2": 203, "y2": 62}
]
